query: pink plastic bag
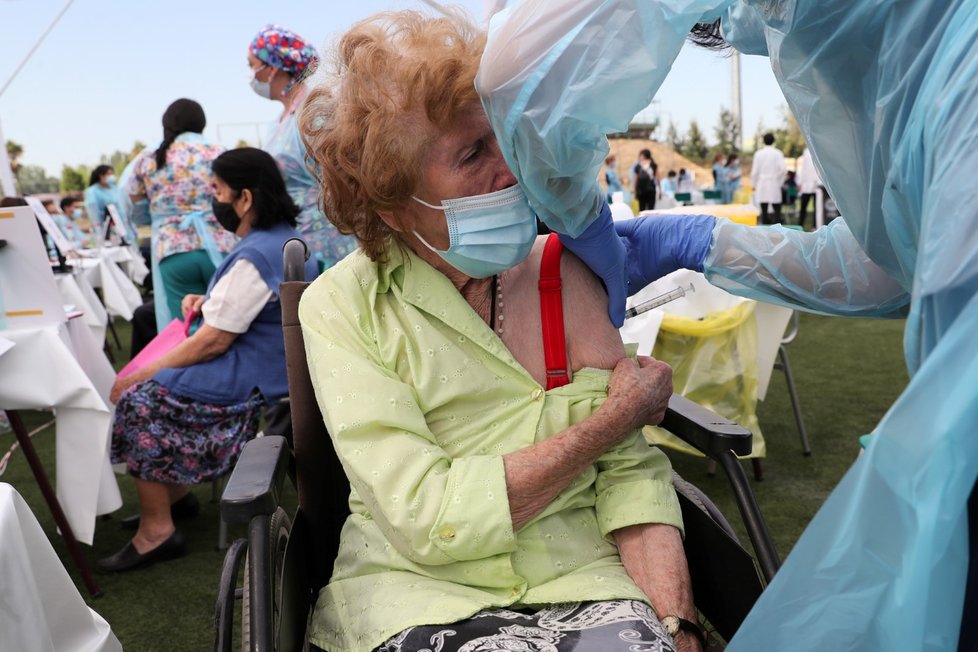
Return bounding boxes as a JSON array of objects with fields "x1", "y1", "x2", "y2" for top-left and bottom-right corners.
[{"x1": 118, "y1": 313, "x2": 195, "y2": 378}]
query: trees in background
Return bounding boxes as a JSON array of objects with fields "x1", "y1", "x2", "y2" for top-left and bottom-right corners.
[
  {"x1": 773, "y1": 109, "x2": 806, "y2": 158},
  {"x1": 683, "y1": 120, "x2": 710, "y2": 160},
  {"x1": 713, "y1": 108, "x2": 741, "y2": 158},
  {"x1": 58, "y1": 140, "x2": 146, "y2": 193},
  {"x1": 6, "y1": 141, "x2": 23, "y2": 177},
  {"x1": 666, "y1": 121, "x2": 684, "y2": 154},
  {"x1": 60, "y1": 164, "x2": 87, "y2": 193},
  {"x1": 17, "y1": 165, "x2": 59, "y2": 194},
  {"x1": 2, "y1": 138, "x2": 147, "y2": 197},
  {"x1": 662, "y1": 104, "x2": 803, "y2": 164}
]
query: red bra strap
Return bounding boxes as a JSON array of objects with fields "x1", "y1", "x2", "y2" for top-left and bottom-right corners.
[{"x1": 539, "y1": 233, "x2": 570, "y2": 390}]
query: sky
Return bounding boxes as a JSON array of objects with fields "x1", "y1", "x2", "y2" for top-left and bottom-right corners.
[{"x1": 0, "y1": 0, "x2": 787, "y2": 178}]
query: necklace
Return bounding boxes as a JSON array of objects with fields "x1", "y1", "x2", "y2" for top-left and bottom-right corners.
[{"x1": 490, "y1": 274, "x2": 504, "y2": 335}]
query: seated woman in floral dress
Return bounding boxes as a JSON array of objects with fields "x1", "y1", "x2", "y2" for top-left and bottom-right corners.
[{"x1": 100, "y1": 148, "x2": 318, "y2": 572}]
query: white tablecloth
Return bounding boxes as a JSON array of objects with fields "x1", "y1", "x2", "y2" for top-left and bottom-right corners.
[
  {"x1": 95, "y1": 245, "x2": 149, "y2": 285},
  {"x1": 0, "y1": 320, "x2": 122, "y2": 544},
  {"x1": 0, "y1": 483, "x2": 121, "y2": 651},
  {"x1": 55, "y1": 273, "x2": 108, "y2": 346},
  {"x1": 68, "y1": 256, "x2": 142, "y2": 321}
]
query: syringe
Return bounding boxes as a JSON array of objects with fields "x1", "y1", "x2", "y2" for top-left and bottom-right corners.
[{"x1": 624, "y1": 282, "x2": 695, "y2": 319}]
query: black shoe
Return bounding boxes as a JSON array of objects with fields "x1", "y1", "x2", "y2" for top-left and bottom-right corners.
[
  {"x1": 96, "y1": 530, "x2": 187, "y2": 572},
  {"x1": 119, "y1": 492, "x2": 200, "y2": 530}
]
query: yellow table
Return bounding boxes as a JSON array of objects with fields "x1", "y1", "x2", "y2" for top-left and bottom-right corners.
[{"x1": 642, "y1": 203, "x2": 759, "y2": 226}]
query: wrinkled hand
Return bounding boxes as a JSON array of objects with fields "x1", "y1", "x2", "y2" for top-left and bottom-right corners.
[
  {"x1": 614, "y1": 214, "x2": 717, "y2": 293},
  {"x1": 558, "y1": 202, "x2": 628, "y2": 327},
  {"x1": 180, "y1": 294, "x2": 205, "y2": 320},
  {"x1": 605, "y1": 355, "x2": 673, "y2": 434},
  {"x1": 110, "y1": 373, "x2": 142, "y2": 404}
]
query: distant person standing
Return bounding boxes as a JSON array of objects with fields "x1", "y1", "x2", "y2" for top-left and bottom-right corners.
[
  {"x1": 631, "y1": 148, "x2": 658, "y2": 211},
  {"x1": 84, "y1": 164, "x2": 123, "y2": 236},
  {"x1": 751, "y1": 133, "x2": 788, "y2": 224},
  {"x1": 711, "y1": 152, "x2": 725, "y2": 189},
  {"x1": 603, "y1": 154, "x2": 629, "y2": 204},
  {"x1": 247, "y1": 24, "x2": 357, "y2": 271},
  {"x1": 796, "y1": 146, "x2": 821, "y2": 230},
  {"x1": 721, "y1": 153, "x2": 741, "y2": 204}
]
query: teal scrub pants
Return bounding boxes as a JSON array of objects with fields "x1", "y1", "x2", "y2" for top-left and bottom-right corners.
[{"x1": 158, "y1": 250, "x2": 217, "y2": 323}]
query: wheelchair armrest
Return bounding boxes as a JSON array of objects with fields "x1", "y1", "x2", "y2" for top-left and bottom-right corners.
[
  {"x1": 661, "y1": 394, "x2": 781, "y2": 581},
  {"x1": 660, "y1": 393, "x2": 753, "y2": 460},
  {"x1": 221, "y1": 435, "x2": 291, "y2": 525}
]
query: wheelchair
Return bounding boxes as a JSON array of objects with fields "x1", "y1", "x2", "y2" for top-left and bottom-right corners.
[{"x1": 214, "y1": 239, "x2": 781, "y2": 651}]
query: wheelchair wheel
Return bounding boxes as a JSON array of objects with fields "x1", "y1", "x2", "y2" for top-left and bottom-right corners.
[{"x1": 242, "y1": 507, "x2": 292, "y2": 652}]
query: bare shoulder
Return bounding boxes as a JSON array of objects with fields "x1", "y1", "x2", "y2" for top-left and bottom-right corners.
[
  {"x1": 557, "y1": 246, "x2": 626, "y2": 371},
  {"x1": 498, "y1": 236, "x2": 625, "y2": 383}
]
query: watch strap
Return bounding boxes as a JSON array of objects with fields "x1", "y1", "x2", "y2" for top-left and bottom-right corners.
[{"x1": 666, "y1": 615, "x2": 707, "y2": 648}]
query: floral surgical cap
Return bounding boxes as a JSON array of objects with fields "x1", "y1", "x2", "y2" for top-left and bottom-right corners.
[{"x1": 249, "y1": 24, "x2": 318, "y2": 78}]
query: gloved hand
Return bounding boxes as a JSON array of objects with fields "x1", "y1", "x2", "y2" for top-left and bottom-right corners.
[
  {"x1": 615, "y1": 214, "x2": 717, "y2": 292},
  {"x1": 558, "y1": 202, "x2": 629, "y2": 327}
]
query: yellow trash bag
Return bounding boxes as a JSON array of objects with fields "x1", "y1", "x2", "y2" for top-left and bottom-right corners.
[{"x1": 644, "y1": 301, "x2": 767, "y2": 458}]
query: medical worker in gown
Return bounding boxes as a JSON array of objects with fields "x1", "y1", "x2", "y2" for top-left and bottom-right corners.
[{"x1": 477, "y1": 1, "x2": 978, "y2": 649}]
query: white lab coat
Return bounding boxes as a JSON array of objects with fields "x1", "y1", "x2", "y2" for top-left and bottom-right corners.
[
  {"x1": 751, "y1": 145, "x2": 787, "y2": 204},
  {"x1": 796, "y1": 147, "x2": 821, "y2": 194}
]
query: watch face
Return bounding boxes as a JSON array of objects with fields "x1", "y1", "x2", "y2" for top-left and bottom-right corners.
[{"x1": 661, "y1": 616, "x2": 680, "y2": 636}]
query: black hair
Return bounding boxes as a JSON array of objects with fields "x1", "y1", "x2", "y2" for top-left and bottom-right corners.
[
  {"x1": 688, "y1": 19, "x2": 731, "y2": 52},
  {"x1": 0, "y1": 196, "x2": 27, "y2": 207},
  {"x1": 211, "y1": 147, "x2": 299, "y2": 229},
  {"x1": 667, "y1": 170, "x2": 677, "y2": 177},
  {"x1": 60, "y1": 195, "x2": 80, "y2": 212},
  {"x1": 639, "y1": 148, "x2": 652, "y2": 160},
  {"x1": 155, "y1": 98, "x2": 207, "y2": 170},
  {"x1": 89, "y1": 164, "x2": 113, "y2": 187},
  {"x1": 725, "y1": 153, "x2": 739, "y2": 166},
  {"x1": 763, "y1": 132, "x2": 776, "y2": 146}
]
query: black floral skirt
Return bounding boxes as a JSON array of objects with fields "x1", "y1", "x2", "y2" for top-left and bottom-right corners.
[
  {"x1": 375, "y1": 600, "x2": 676, "y2": 652},
  {"x1": 111, "y1": 380, "x2": 263, "y2": 484}
]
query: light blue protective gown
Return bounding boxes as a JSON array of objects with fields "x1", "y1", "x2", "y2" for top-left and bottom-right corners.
[
  {"x1": 118, "y1": 144, "x2": 157, "y2": 229},
  {"x1": 84, "y1": 180, "x2": 138, "y2": 243},
  {"x1": 263, "y1": 106, "x2": 357, "y2": 271},
  {"x1": 478, "y1": 1, "x2": 978, "y2": 649}
]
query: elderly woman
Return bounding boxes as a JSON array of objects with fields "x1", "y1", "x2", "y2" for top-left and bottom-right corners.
[
  {"x1": 247, "y1": 24, "x2": 357, "y2": 271},
  {"x1": 297, "y1": 11, "x2": 702, "y2": 652},
  {"x1": 99, "y1": 148, "x2": 318, "y2": 572}
]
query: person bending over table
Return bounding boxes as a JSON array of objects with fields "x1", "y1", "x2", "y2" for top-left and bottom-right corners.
[
  {"x1": 295, "y1": 11, "x2": 701, "y2": 652},
  {"x1": 100, "y1": 148, "x2": 318, "y2": 572}
]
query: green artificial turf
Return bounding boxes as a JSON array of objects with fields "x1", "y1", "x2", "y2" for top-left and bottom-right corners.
[{"x1": 2, "y1": 311, "x2": 907, "y2": 650}]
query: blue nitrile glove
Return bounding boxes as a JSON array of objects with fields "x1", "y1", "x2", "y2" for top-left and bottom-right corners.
[
  {"x1": 558, "y1": 202, "x2": 629, "y2": 327},
  {"x1": 615, "y1": 214, "x2": 717, "y2": 293}
]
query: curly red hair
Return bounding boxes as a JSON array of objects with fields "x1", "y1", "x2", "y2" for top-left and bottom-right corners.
[{"x1": 299, "y1": 10, "x2": 486, "y2": 261}]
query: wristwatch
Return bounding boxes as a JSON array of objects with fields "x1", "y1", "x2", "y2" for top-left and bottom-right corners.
[{"x1": 661, "y1": 615, "x2": 707, "y2": 648}]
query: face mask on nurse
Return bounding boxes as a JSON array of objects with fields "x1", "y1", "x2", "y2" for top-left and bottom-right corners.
[{"x1": 250, "y1": 65, "x2": 274, "y2": 100}]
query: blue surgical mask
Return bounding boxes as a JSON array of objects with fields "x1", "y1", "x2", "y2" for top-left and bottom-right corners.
[
  {"x1": 71, "y1": 208, "x2": 83, "y2": 220},
  {"x1": 412, "y1": 184, "x2": 537, "y2": 278}
]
